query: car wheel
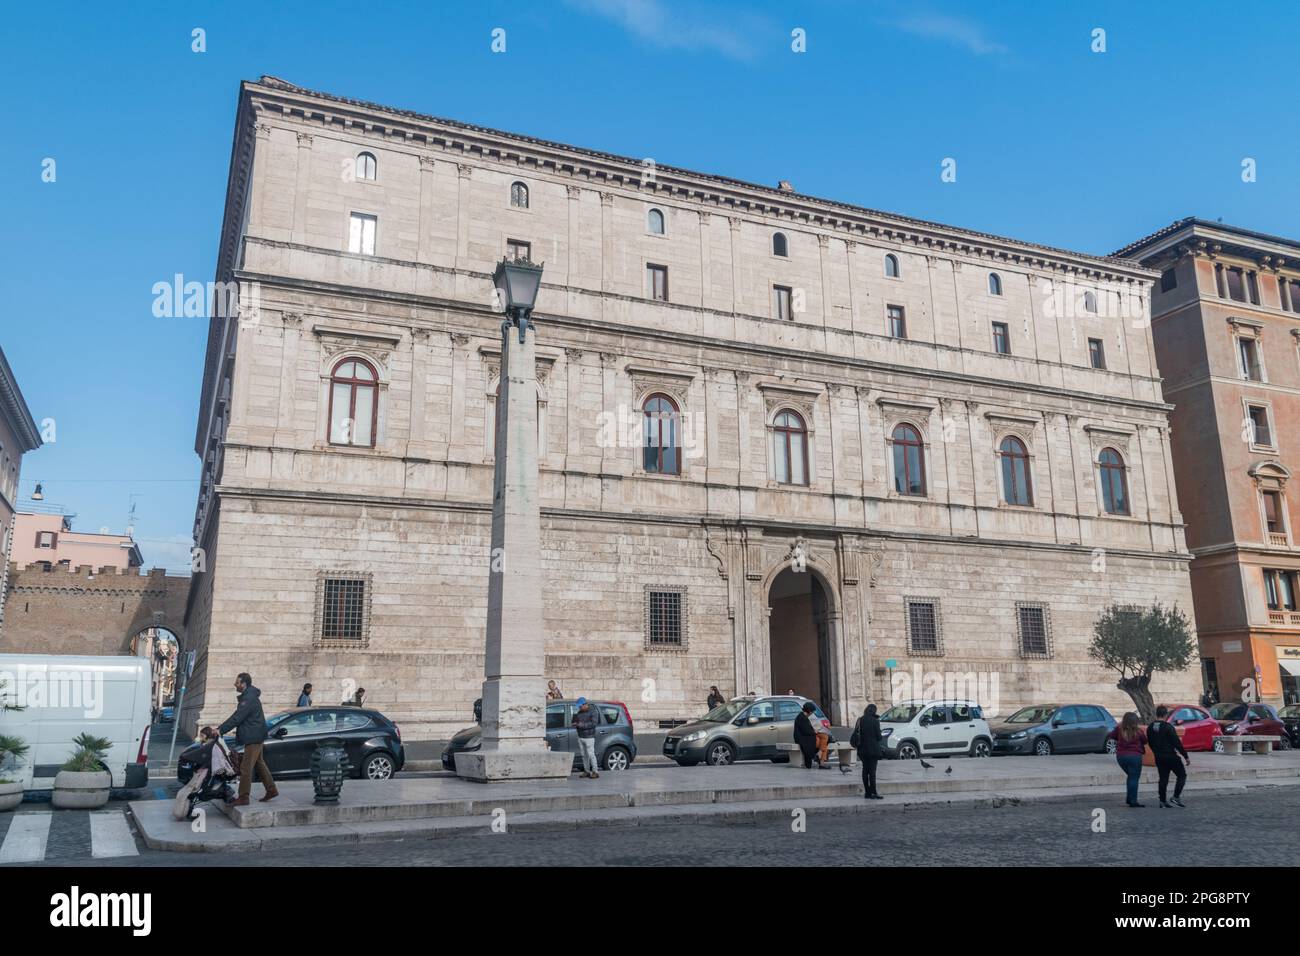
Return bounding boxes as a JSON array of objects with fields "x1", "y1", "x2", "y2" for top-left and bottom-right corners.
[
  {"x1": 674, "y1": 759, "x2": 699, "y2": 767},
  {"x1": 602, "y1": 746, "x2": 631, "y2": 771},
  {"x1": 1212, "y1": 737, "x2": 1225, "y2": 753},
  {"x1": 1033, "y1": 737, "x2": 1053, "y2": 757},
  {"x1": 896, "y1": 741, "x2": 920, "y2": 760},
  {"x1": 361, "y1": 751, "x2": 396, "y2": 780},
  {"x1": 1279, "y1": 735, "x2": 1293, "y2": 751},
  {"x1": 1103, "y1": 739, "x2": 1117, "y2": 755},
  {"x1": 706, "y1": 740, "x2": 735, "y2": 766},
  {"x1": 969, "y1": 738, "x2": 992, "y2": 758}
]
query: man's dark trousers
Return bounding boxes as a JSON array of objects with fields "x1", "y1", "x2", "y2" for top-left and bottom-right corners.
[
  {"x1": 1156, "y1": 754, "x2": 1186, "y2": 802},
  {"x1": 861, "y1": 756, "x2": 879, "y2": 796}
]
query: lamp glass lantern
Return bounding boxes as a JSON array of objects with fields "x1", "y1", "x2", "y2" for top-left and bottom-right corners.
[{"x1": 493, "y1": 257, "x2": 544, "y2": 316}]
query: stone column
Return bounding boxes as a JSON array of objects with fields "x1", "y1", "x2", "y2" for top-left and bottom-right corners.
[
  {"x1": 291, "y1": 132, "x2": 313, "y2": 245},
  {"x1": 456, "y1": 319, "x2": 570, "y2": 781},
  {"x1": 272, "y1": 312, "x2": 302, "y2": 447}
]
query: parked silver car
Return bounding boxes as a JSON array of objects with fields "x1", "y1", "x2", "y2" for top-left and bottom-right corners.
[
  {"x1": 663, "y1": 695, "x2": 833, "y2": 766},
  {"x1": 990, "y1": 704, "x2": 1117, "y2": 756}
]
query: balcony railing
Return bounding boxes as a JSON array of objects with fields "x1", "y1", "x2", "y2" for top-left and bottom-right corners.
[
  {"x1": 1267, "y1": 610, "x2": 1300, "y2": 625},
  {"x1": 1268, "y1": 532, "x2": 1290, "y2": 547}
]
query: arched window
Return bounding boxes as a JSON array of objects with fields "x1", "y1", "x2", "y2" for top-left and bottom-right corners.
[
  {"x1": 328, "y1": 358, "x2": 378, "y2": 447},
  {"x1": 642, "y1": 394, "x2": 680, "y2": 474},
  {"x1": 355, "y1": 152, "x2": 377, "y2": 181},
  {"x1": 890, "y1": 424, "x2": 926, "y2": 496},
  {"x1": 647, "y1": 208, "x2": 665, "y2": 235},
  {"x1": 989, "y1": 272, "x2": 1003, "y2": 296},
  {"x1": 772, "y1": 410, "x2": 809, "y2": 486},
  {"x1": 1098, "y1": 448, "x2": 1130, "y2": 515},
  {"x1": 1084, "y1": 290, "x2": 1098, "y2": 313},
  {"x1": 773, "y1": 232, "x2": 789, "y2": 257},
  {"x1": 999, "y1": 436, "x2": 1032, "y2": 506},
  {"x1": 510, "y1": 181, "x2": 529, "y2": 209},
  {"x1": 884, "y1": 253, "x2": 900, "y2": 278}
]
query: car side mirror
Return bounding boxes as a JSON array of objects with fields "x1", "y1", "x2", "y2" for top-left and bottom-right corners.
[
  {"x1": 273, "y1": 727, "x2": 288, "y2": 739},
  {"x1": 747, "y1": 716, "x2": 760, "y2": 725},
  {"x1": 1051, "y1": 720, "x2": 1064, "y2": 727},
  {"x1": 919, "y1": 717, "x2": 930, "y2": 727}
]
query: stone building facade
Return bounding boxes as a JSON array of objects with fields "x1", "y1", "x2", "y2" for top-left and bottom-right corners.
[
  {"x1": 0, "y1": 346, "x2": 41, "y2": 642},
  {"x1": 185, "y1": 77, "x2": 1203, "y2": 736},
  {"x1": 1118, "y1": 219, "x2": 1300, "y2": 706}
]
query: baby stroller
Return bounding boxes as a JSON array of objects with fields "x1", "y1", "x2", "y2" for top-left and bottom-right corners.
[{"x1": 173, "y1": 734, "x2": 239, "y2": 821}]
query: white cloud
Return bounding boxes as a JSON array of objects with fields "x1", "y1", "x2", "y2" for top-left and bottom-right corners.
[
  {"x1": 888, "y1": 12, "x2": 1009, "y2": 56},
  {"x1": 565, "y1": 0, "x2": 765, "y2": 61}
]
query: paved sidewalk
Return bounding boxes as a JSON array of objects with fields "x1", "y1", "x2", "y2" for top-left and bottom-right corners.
[{"x1": 130, "y1": 750, "x2": 1300, "y2": 852}]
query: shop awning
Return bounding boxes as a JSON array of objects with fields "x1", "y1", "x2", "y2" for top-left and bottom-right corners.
[{"x1": 1280, "y1": 658, "x2": 1300, "y2": 677}]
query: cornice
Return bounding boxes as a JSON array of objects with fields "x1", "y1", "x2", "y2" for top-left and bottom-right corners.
[{"x1": 0, "y1": 346, "x2": 41, "y2": 452}]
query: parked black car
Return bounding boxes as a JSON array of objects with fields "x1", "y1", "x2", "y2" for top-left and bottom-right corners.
[
  {"x1": 1280, "y1": 704, "x2": 1300, "y2": 748},
  {"x1": 178, "y1": 706, "x2": 405, "y2": 783}
]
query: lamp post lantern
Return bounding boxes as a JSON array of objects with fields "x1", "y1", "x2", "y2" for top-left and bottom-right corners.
[{"x1": 454, "y1": 257, "x2": 571, "y2": 782}]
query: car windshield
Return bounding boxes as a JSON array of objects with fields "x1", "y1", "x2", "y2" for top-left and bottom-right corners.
[
  {"x1": 879, "y1": 704, "x2": 921, "y2": 723},
  {"x1": 702, "y1": 700, "x2": 750, "y2": 722},
  {"x1": 1280, "y1": 705, "x2": 1300, "y2": 718},
  {"x1": 1005, "y1": 706, "x2": 1057, "y2": 724},
  {"x1": 1210, "y1": 703, "x2": 1246, "y2": 720}
]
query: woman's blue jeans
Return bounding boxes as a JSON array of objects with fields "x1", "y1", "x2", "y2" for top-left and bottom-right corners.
[{"x1": 1116, "y1": 754, "x2": 1143, "y2": 804}]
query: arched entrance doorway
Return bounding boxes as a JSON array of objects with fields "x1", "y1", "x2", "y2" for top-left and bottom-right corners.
[
  {"x1": 129, "y1": 626, "x2": 180, "y2": 723},
  {"x1": 768, "y1": 567, "x2": 834, "y2": 717}
]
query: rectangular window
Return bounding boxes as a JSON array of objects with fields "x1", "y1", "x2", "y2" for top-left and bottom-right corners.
[
  {"x1": 647, "y1": 264, "x2": 669, "y2": 301},
  {"x1": 1239, "y1": 337, "x2": 1263, "y2": 381},
  {"x1": 773, "y1": 285, "x2": 793, "y2": 321},
  {"x1": 1292, "y1": 281, "x2": 1300, "y2": 313},
  {"x1": 645, "y1": 587, "x2": 686, "y2": 648},
  {"x1": 1265, "y1": 569, "x2": 1299, "y2": 611},
  {"x1": 1016, "y1": 603, "x2": 1052, "y2": 659},
  {"x1": 348, "y1": 213, "x2": 377, "y2": 255},
  {"x1": 1248, "y1": 404, "x2": 1273, "y2": 447},
  {"x1": 1282, "y1": 279, "x2": 1293, "y2": 312},
  {"x1": 905, "y1": 598, "x2": 942, "y2": 656},
  {"x1": 35, "y1": 531, "x2": 56, "y2": 549},
  {"x1": 992, "y1": 322, "x2": 1010, "y2": 355},
  {"x1": 1160, "y1": 268, "x2": 1177, "y2": 293},
  {"x1": 316, "y1": 573, "x2": 371, "y2": 644},
  {"x1": 1215, "y1": 265, "x2": 1227, "y2": 298},
  {"x1": 506, "y1": 238, "x2": 531, "y2": 260},
  {"x1": 1247, "y1": 271, "x2": 1260, "y2": 305},
  {"x1": 887, "y1": 305, "x2": 907, "y2": 339},
  {"x1": 1225, "y1": 267, "x2": 1247, "y2": 302},
  {"x1": 1088, "y1": 338, "x2": 1107, "y2": 369},
  {"x1": 1263, "y1": 490, "x2": 1286, "y2": 535}
]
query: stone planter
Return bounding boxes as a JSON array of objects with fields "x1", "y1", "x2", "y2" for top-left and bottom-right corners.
[
  {"x1": 0, "y1": 780, "x2": 23, "y2": 812},
  {"x1": 52, "y1": 770, "x2": 111, "y2": 809}
]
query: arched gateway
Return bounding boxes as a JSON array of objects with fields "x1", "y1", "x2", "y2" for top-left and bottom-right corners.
[{"x1": 763, "y1": 557, "x2": 843, "y2": 722}]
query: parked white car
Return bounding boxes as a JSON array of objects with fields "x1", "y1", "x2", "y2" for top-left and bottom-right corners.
[
  {"x1": 0, "y1": 654, "x2": 152, "y2": 790},
  {"x1": 879, "y1": 699, "x2": 994, "y2": 759}
]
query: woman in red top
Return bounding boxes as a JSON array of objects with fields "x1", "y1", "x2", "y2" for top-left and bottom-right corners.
[{"x1": 1106, "y1": 712, "x2": 1148, "y2": 807}]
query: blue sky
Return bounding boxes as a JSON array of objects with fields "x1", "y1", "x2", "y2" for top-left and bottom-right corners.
[{"x1": 1, "y1": 0, "x2": 1296, "y2": 573}]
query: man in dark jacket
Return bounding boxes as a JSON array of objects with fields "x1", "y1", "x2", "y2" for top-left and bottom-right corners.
[
  {"x1": 851, "y1": 703, "x2": 884, "y2": 799},
  {"x1": 218, "y1": 672, "x2": 278, "y2": 806},
  {"x1": 1147, "y1": 705, "x2": 1190, "y2": 808},
  {"x1": 572, "y1": 698, "x2": 600, "y2": 778},
  {"x1": 793, "y1": 702, "x2": 819, "y2": 769}
]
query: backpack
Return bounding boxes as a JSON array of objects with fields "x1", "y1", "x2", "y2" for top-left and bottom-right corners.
[{"x1": 850, "y1": 718, "x2": 862, "y2": 749}]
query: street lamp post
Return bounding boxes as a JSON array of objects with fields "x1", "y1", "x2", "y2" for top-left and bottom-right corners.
[{"x1": 454, "y1": 256, "x2": 571, "y2": 782}]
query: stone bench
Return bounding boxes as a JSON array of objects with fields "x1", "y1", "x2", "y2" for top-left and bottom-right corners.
[
  {"x1": 776, "y1": 742, "x2": 855, "y2": 770},
  {"x1": 1216, "y1": 735, "x2": 1281, "y2": 755}
]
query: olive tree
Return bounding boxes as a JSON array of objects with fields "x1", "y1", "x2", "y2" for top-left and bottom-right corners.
[{"x1": 1088, "y1": 603, "x2": 1196, "y2": 722}]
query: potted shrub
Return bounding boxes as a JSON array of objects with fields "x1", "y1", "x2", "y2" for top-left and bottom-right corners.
[
  {"x1": 0, "y1": 734, "x2": 29, "y2": 812},
  {"x1": 52, "y1": 733, "x2": 113, "y2": 809}
]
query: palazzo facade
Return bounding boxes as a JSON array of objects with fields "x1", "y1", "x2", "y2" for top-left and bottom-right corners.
[{"x1": 183, "y1": 77, "x2": 1202, "y2": 735}]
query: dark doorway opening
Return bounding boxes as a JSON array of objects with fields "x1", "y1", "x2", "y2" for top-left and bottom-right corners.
[{"x1": 769, "y1": 567, "x2": 832, "y2": 716}]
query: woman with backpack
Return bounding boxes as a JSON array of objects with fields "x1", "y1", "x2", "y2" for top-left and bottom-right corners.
[
  {"x1": 851, "y1": 703, "x2": 884, "y2": 800},
  {"x1": 1105, "y1": 711, "x2": 1149, "y2": 808}
]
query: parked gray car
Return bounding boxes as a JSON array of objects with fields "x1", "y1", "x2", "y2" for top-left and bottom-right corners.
[
  {"x1": 991, "y1": 704, "x2": 1117, "y2": 756},
  {"x1": 441, "y1": 699, "x2": 637, "y2": 772},
  {"x1": 662, "y1": 695, "x2": 834, "y2": 766}
]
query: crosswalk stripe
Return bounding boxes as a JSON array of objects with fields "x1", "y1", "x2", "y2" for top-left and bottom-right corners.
[
  {"x1": 89, "y1": 811, "x2": 138, "y2": 859},
  {"x1": 0, "y1": 813, "x2": 53, "y2": 864}
]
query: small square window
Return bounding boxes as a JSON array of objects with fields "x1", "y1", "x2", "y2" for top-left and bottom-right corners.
[
  {"x1": 645, "y1": 586, "x2": 687, "y2": 649},
  {"x1": 992, "y1": 322, "x2": 1010, "y2": 355},
  {"x1": 1016, "y1": 602, "x2": 1052, "y2": 659},
  {"x1": 315, "y1": 572, "x2": 372, "y2": 646},
  {"x1": 905, "y1": 598, "x2": 942, "y2": 656},
  {"x1": 773, "y1": 285, "x2": 793, "y2": 321},
  {"x1": 887, "y1": 305, "x2": 907, "y2": 339},
  {"x1": 1238, "y1": 337, "x2": 1263, "y2": 381},
  {"x1": 348, "y1": 213, "x2": 377, "y2": 256},
  {"x1": 506, "y1": 238, "x2": 531, "y2": 260},
  {"x1": 1248, "y1": 405, "x2": 1274, "y2": 447}
]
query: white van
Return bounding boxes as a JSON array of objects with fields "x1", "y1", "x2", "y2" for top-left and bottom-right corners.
[{"x1": 0, "y1": 654, "x2": 152, "y2": 790}]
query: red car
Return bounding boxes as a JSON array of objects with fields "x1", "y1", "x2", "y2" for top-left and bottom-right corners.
[
  {"x1": 1160, "y1": 704, "x2": 1223, "y2": 752},
  {"x1": 1209, "y1": 702, "x2": 1293, "y2": 751}
]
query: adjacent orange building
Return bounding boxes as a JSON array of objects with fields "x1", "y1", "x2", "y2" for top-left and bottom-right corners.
[{"x1": 1119, "y1": 219, "x2": 1300, "y2": 706}]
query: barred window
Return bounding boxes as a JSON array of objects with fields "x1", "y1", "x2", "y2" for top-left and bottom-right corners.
[
  {"x1": 905, "y1": 598, "x2": 943, "y2": 656},
  {"x1": 1016, "y1": 602, "x2": 1052, "y2": 659},
  {"x1": 315, "y1": 572, "x2": 372, "y2": 646},
  {"x1": 645, "y1": 586, "x2": 687, "y2": 649}
]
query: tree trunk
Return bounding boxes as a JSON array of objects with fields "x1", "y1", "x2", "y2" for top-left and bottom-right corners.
[{"x1": 1116, "y1": 675, "x2": 1156, "y2": 722}]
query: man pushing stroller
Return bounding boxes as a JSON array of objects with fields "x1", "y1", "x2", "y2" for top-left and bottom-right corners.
[{"x1": 173, "y1": 726, "x2": 238, "y2": 821}]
